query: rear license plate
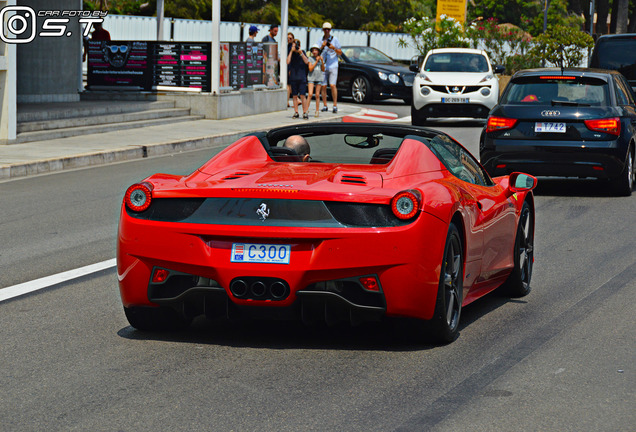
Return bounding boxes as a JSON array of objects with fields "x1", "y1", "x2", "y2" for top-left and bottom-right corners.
[
  {"x1": 442, "y1": 97, "x2": 469, "y2": 103},
  {"x1": 535, "y1": 122, "x2": 566, "y2": 133},
  {"x1": 231, "y1": 243, "x2": 291, "y2": 264}
]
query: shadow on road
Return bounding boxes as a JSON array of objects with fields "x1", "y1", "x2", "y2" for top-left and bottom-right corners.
[
  {"x1": 533, "y1": 177, "x2": 623, "y2": 197},
  {"x1": 420, "y1": 118, "x2": 487, "y2": 128},
  {"x1": 116, "y1": 291, "x2": 523, "y2": 351}
]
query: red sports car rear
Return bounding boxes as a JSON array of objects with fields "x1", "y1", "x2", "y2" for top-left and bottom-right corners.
[{"x1": 118, "y1": 124, "x2": 537, "y2": 343}]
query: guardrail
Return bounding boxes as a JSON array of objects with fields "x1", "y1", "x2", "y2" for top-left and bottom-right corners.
[{"x1": 102, "y1": 14, "x2": 420, "y2": 61}]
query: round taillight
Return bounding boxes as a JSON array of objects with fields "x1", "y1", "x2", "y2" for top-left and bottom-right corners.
[
  {"x1": 391, "y1": 190, "x2": 420, "y2": 220},
  {"x1": 125, "y1": 183, "x2": 152, "y2": 212}
]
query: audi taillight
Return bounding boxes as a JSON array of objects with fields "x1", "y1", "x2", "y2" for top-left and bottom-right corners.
[
  {"x1": 584, "y1": 117, "x2": 621, "y2": 136},
  {"x1": 486, "y1": 116, "x2": 517, "y2": 133},
  {"x1": 391, "y1": 190, "x2": 421, "y2": 220},
  {"x1": 124, "y1": 182, "x2": 153, "y2": 212}
]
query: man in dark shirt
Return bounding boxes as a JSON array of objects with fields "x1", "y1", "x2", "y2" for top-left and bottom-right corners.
[
  {"x1": 287, "y1": 39, "x2": 309, "y2": 119},
  {"x1": 262, "y1": 24, "x2": 278, "y2": 43},
  {"x1": 91, "y1": 22, "x2": 110, "y2": 41}
]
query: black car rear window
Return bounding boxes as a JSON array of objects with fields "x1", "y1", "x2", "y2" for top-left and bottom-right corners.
[
  {"x1": 591, "y1": 38, "x2": 636, "y2": 72},
  {"x1": 501, "y1": 76, "x2": 610, "y2": 106}
]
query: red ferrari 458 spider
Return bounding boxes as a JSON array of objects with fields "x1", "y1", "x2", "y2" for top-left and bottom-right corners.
[{"x1": 117, "y1": 123, "x2": 537, "y2": 343}]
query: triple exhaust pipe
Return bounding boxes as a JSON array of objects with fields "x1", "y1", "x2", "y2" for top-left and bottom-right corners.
[{"x1": 230, "y1": 277, "x2": 289, "y2": 301}]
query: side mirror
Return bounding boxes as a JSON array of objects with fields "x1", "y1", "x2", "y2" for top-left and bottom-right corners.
[
  {"x1": 508, "y1": 172, "x2": 537, "y2": 193},
  {"x1": 409, "y1": 64, "x2": 419, "y2": 73},
  {"x1": 494, "y1": 65, "x2": 505, "y2": 75}
]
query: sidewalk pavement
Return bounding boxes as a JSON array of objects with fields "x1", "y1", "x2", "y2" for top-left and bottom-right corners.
[{"x1": 0, "y1": 103, "x2": 363, "y2": 181}]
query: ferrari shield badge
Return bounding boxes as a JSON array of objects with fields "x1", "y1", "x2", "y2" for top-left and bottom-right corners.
[{"x1": 256, "y1": 203, "x2": 270, "y2": 221}]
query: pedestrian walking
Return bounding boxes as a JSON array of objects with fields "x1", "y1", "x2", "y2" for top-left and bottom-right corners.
[
  {"x1": 307, "y1": 44, "x2": 325, "y2": 117},
  {"x1": 316, "y1": 22, "x2": 342, "y2": 113},
  {"x1": 246, "y1": 25, "x2": 259, "y2": 42},
  {"x1": 262, "y1": 24, "x2": 278, "y2": 43}
]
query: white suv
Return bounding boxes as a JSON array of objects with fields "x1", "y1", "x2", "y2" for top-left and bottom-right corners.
[{"x1": 410, "y1": 48, "x2": 504, "y2": 125}]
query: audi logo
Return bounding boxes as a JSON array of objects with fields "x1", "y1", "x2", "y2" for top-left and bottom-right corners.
[{"x1": 541, "y1": 110, "x2": 561, "y2": 117}]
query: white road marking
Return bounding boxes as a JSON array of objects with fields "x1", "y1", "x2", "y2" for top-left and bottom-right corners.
[{"x1": 0, "y1": 259, "x2": 116, "y2": 303}]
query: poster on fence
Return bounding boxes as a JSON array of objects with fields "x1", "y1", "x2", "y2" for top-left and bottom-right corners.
[
  {"x1": 245, "y1": 42, "x2": 264, "y2": 86},
  {"x1": 263, "y1": 42, "x2": 279, "y2": 87},
  {"x1": 87, "y1": 41, "x2": 152, "y2": 90},
  {"x1": 229, "y1": 42, "x2": 247, "y2": 89},
  {"x1": 87, "y1": 41, "x2": 278, "y2": 92}
]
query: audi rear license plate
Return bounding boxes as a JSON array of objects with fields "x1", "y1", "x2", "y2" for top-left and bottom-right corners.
[
  {"x1": 442, "y1": 97, "x2": 469, "y2": 103},
  {"x1": 535, "y1": 122, "x2": 566, "y2": 133},
  {"x1": 231, "y1": 243, "x2": 291, "y2": 264}
]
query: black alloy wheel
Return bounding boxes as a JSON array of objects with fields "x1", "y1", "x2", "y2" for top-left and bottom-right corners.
[
  {"x1": 611, "y1": 145, "x2": 634, "y2": 196},
  {"x1": 500, "y1": 201, "x2": 533, "y2": 297},
  {"x1": 351, "y1": 76, "x2": 372, "y2": 103},
  {"x1": 430, "y1": 223, "x2": 463, "y2": 343}
]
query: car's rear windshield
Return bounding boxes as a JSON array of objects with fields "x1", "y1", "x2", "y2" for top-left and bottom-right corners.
[
  {"x1": 501, "y1": 76, "x2": 610, "y2": 106},
  {"x1": 424, "y1": 53, "x2": 489, "y2": 73}
]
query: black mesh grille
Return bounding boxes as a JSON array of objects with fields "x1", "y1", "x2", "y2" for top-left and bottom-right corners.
[
  {"x1": 126, "y1": 198, "x2": 205, "y2": 221},
  {"x1": 325, "y1": 202, "x2": 411, "y2": 227},
  {"x1": 128, "y1": 198, "x2": 415, "y2": 227}
]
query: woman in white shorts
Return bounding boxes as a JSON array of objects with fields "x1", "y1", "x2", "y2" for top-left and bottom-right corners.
[{"x1": 307, "y1": 44, "x2": 325, "y2": 117}]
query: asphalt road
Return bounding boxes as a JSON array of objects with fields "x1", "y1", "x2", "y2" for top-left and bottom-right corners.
[{"x1": 0, "y1": 114, "x2": 634, "y2": 431}]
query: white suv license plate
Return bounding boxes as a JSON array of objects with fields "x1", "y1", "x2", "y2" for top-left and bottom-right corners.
[
  {"x1": 442, "y1": 97, "x2": 469, "y2": 103},
  {"x1": 535, "y1": 122, "x2": 566, "y2": 133},
  {"x1": 231, "y1": 243, "x2": 291, "y2": 264}
]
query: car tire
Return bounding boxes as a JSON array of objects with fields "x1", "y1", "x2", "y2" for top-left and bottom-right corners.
[
  {"x1": 610, "y1": 145, "x2": 634, "y2": 196},
  {"x1": 124, "y1": 306, "x2": 191, "y2": 331},
  {"x1": 351, "y1": 76, "x2": 372, "y2": 104},
  {"x1": 428, "y1": 222, "x2": 463, "y2": 344},
  {"x1": 411, "y1": 105, "x2": 426, "y2": 126},
  {"x1": 499, "y1": 201, "x2": 533, "y2": 297}
]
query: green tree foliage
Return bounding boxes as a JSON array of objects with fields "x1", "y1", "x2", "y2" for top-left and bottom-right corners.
[
  {"x1": 468, "y1": 0, "x2": 540, "y2": 33},
  {"x1": 399, "y1": 16, "x2": 469, "y2": 55},
  {"x1": 468, "y1": 0, "x2": 585, "y2": 36},
  {"x1": 224, "y1": 0, "x2": 323, "y2": 27},
  {"x1": 89, "y1": 0, "x2": 435, "y2": 31},
  {"x1": 527, "y1": 0, "x2": 585, "y2": 35},
  {"x1": 530, "y1": 24, "x2": 594, "y2": 67},
  {"x1": 84, "y1": 0, "x2": 147, "y2": 15},
  {"x1": 304, "y1": 0, "x2": 433, "y2": 32},
  {"x1": 466, "y1": 18, "x2": 534, "y2": 71}
]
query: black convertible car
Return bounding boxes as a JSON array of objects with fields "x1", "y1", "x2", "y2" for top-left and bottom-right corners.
[
  {"x1": 480, "y1": 68, "x2": 636, "y2": 196},
  {"x1": 336, "y1": 46, "x2": 415, "y2": 104}
]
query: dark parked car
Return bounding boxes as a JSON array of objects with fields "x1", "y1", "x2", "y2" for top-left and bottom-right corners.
[
  {"x1": 480, "y1": 68, "x2": 636, "y2": 196},
  {"x1": 336, "y1": 46, "x2": 415, "y2": 104},
  {"x1": 589, "y1": 34, "x2": 636, "y2": 91}
]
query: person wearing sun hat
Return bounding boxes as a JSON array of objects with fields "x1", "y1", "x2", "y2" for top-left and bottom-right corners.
[
  {"x1": 246, "y1": 25, "x2": 259, "y2": 42},
  {"x1": 315, "y1": 22, "x2": 342, "y2": 113},
  {"x1": 307, "y1": 44, "x2": 325, "y2": 117}
]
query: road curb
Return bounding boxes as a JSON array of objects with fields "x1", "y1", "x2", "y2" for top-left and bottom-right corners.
[{"x1": 0, "y1": 114, "x2": 349, "y2": 181}]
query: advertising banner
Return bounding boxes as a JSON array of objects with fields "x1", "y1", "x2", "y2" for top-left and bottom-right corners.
[
  {"x1": 87, "y1": 40, "x2": 151, "y2": 90},
  {"x1": 87, "y1": 41, "x2": 278, "y2": 92}
]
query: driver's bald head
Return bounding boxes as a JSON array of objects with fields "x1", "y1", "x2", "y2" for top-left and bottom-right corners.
[{"x1": 283, "y1": 135, "x2": 311, "y2": 161}]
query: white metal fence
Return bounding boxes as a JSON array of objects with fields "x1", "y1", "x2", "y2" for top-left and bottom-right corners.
[{"x1": 102, "y1": 15, "x2": 420, "y2": 61}]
